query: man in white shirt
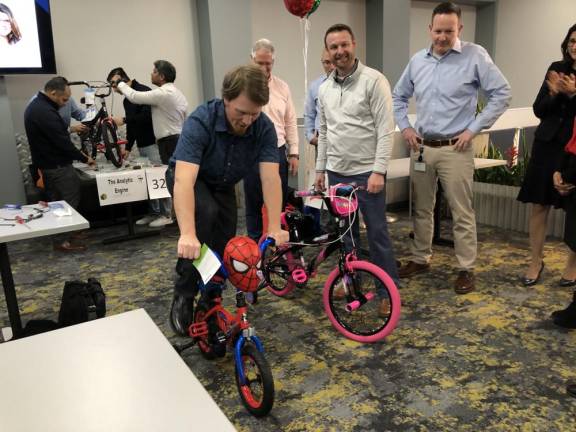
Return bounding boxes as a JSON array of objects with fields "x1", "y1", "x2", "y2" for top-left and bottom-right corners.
[{"x1": 115, "y1": 60, "x2": 188, "y2": 227}]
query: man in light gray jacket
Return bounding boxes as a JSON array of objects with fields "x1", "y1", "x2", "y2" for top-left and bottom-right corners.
[{"x1": 314, "y1": 23, "x2": 399, "y2": 314}]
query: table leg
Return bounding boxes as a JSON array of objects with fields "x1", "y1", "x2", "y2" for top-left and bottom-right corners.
[
  {"x1": 0, "y1": 242, "x2": 22, "y2": 339},
  {"x1": 408, "y1": 180, "x2": 454, "y2": 247},
  {"x1": 102, "y1": 203, "x2": 161, "y2": 245},
  {"x1": 432, "y1": 181, "x2": 454, "y2": 247}
]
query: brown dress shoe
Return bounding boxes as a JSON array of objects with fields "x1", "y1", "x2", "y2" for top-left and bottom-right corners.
[
  {"x1": 70, "y1": 230, "x2": 89, "y2": 240},
  {"x1": 454, "y1": 271, "x2": 475, "y2": 294},
  {"x1": 398, "y1": 261, "x2": 430, "y2": 278},
  {"x1": 54, "y1": 241, "x2": 87, "y2": 252},
  {"x1": 332, "y1": 282, "x2": 346, "y2": 299},
  {"x1": 379, "y1": 299, "x2": 391, "y2": 317}
]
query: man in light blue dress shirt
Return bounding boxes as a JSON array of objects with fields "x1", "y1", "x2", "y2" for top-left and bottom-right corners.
[
  {"x1": 59, "y1": 97, "x2": 86, "y2": 132},
  {"x1": 303, "y1": 49, "x2": 333, "y2": 231},
  {"x1": 392, "y1": 1, "x2": 511, "y2": 294},
  {"x1": 304, "y1": 49, "x2": 334, "y2": 148}
]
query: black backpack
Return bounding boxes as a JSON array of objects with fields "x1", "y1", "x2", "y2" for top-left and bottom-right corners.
[{"x1": 58, "y1": 278, "x2": 106, "y2": 327}]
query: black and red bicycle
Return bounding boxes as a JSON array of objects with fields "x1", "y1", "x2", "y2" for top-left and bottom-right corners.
[{"x1": 69, "y1": 81, "x2": 126, "y2": 168}]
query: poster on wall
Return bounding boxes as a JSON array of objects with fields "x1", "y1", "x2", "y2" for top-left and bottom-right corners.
[{"x1": 0, "y1": 0, "x2": 56, "y2": 73}]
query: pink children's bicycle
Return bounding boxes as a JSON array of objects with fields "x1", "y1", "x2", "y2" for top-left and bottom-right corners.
[{"x1": 259, "y1": 184, "x2": 401, "y2": 343}]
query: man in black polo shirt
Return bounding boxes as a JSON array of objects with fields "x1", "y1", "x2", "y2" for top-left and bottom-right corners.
[
  {"x1": 167, "y1": 65, "x2": 289, "y2": 335},
  {"x1": 24, "y1": 76, "x2": 96, "y2": 251},
  {"x1": 107, "y1": 67, "x2": 171, "y2": 224}
]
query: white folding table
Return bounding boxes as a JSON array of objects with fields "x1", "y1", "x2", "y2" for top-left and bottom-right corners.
[
  {"x1": 386, "y1": 157, "x2": 507, "y2": 180},
  {"x1": 387, "y1": 157, "x2": 507, "y2": 246},
  {"x1": 0, "y1": 201, "x2": 89, "y2": 339},
  {"x1": 74, "y1": 161, "x2": 170, "y2": 244},
  {"x1": 0, "y1": 309, "x2": 236, "y2": 432}
]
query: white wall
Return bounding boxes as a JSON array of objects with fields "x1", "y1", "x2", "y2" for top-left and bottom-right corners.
[
  {"x1": 409, "y1": 1, "x2": 476, "y2": 57},
  {"x1": 6, "y1": 1, "x2": 573, "y2": 150},
  {"x1": 251, "y1": 0, "x2": 366, "y2": 117},
  {"x1": 495, "y1": 0, "x2": 576, "y2": 108},
  {"x1": 6, "y1": 0, "x2": 203, "y2": 134}
]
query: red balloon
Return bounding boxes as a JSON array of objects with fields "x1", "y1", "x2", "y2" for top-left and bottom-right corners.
[{"x1": 284, "y1": 0, "x2": 315, "y2": 18}]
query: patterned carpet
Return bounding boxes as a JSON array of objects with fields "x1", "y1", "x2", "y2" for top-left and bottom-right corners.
[{"x1": 1, "y1": 213, "x2": 575, "y2": 431}]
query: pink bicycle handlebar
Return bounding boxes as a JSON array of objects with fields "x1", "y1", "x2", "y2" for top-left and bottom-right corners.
[{"x1": 294, "y1": 190, "x2": 321, "y2": 198}]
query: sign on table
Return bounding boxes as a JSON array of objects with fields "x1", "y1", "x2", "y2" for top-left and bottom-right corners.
[{"x1": 95, "y1": 171, "x2": 148, "y2": 206}]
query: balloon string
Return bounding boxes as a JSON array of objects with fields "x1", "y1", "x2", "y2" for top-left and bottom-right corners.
[{"x1": 301, "y1": 17, "x2": 310, "y2": 101}]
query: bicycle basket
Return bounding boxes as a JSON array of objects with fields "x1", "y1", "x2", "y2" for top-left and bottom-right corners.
[{"x1": 329, "y1": 183, "x2": 358, "y2": 216}]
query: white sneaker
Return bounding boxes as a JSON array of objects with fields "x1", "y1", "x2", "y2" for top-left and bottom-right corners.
[
  {"x1": 135, "y1": 215, "x2": 156, "y2": 226},
  {"x1": 149, "y1": 216, "x2": 173, "y2": 228}
]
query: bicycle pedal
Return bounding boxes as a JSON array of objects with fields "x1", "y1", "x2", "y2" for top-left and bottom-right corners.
[
  {"x1": 190, "y1": 322, "x2": 208, "y2": 337},
  {"x1": 246, "y1": 292, "x2": 258, "y2": 305},
  {"x1": 291, "y1": 268, "x2": 308, "y2": 284},
  {"x1": 212, "y1": 341, "x2": 227, "y2": 358}
]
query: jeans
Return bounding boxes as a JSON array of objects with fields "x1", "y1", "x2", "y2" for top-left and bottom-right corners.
[
  {"x1": 243, "y1": 145, "x2": 288, "y2": 241},
  {"x1": 173, "y1": 178, "x2": 237, "y2": 298},
  {"x1": 42, "y1": 165, "x2": 82, "y2": 244},
  {"x1": 138, "y1": 144, "x2": 171, "y2": 217},
  {"x1": 157, "y1": 135, "x2": 179, "y2": 165},
  {"x1": 42, "y1": 165, "x2": 81, "y2": 210},
  {"x1": 327, "y1": 170, "x2": 400, "y2": 291}
]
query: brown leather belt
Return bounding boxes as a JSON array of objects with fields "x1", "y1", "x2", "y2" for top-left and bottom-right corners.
[{"x1": 417, "y1": 138, "x2": 457, "y2": 147}]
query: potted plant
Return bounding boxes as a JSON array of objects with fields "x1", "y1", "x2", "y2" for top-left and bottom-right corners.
[{"x1": 472, "y1": 132, "x2": 565, "y2": 235}]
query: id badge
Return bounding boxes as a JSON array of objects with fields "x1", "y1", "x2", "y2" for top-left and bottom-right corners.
[{"x1": 414, "y1": 161, "x2": 426, "y2": 173}]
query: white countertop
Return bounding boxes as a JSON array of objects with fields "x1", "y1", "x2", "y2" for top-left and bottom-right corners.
[
  {"x1": 386, "y1": 157, "x2": 507, "y2": 180},
  {"x1": 0, "y1": 309, "x2": 236, "y2": 432},
  {"x1": 74, "y1": 159, "x2": 155, "y2": 180},
  {"x1": 0, "y1": 201, "x2": 89, "y2": 243}
]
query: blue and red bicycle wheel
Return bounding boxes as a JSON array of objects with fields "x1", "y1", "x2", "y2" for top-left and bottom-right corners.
[{"x1": 235, "y1": 343, "x2": 274, "y2": 417}]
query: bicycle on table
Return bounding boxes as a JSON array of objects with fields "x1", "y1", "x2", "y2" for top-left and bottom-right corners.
[
  {"x1": 68, "y1": 81, "x2": 126, "y2": 168},
  {"x1": 172, "y1": 237, "x2": 275, "y2": 417},
  {"x1": 259, "y1": 183, "x2": 401, "y2": 343}
]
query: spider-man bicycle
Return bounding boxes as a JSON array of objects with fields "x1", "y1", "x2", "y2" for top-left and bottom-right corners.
[{"x1": 172, "y1": 236, "x2": 275, "y2": 417}]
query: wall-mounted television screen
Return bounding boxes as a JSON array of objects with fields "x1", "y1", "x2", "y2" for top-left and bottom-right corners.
[{"x1": 0, "y1": 0, "x2": 56, "y2": 75}]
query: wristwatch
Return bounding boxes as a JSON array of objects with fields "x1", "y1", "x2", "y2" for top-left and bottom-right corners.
[{"x1": 288, "y1": 154, "x2": 299, "y2": 160}]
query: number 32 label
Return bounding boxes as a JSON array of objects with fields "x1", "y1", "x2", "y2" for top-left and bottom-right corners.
[
  {"x1": 151, "y1": 178, "x2": 166, "y2": 190},
  {"x1": 145, "y1": 166, "x2": 171, "y2": 199}
]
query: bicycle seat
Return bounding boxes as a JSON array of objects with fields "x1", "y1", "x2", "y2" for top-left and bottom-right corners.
[{"x1": 285, "y1": 211, "x2": 317, "y2": 242}]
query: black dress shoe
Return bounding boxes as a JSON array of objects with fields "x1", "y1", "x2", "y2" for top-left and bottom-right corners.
[
  {"x1": 551, "y1": 291, "x2": 576, "y2": 328},
  {"x1": 559, "y1": 278, "x2": 576, "y2": 287},
  {"x1": 567, "y1": 382, "x2": 576, "y2": 397},
  {"x1": 521, "y1": 261, "x2": 544, "y2": 286}
]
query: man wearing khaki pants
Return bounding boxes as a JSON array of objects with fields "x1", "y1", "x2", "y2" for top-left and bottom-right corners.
[{"x1": 392, "y1": 2, "x2": 511, "y2": 294}]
